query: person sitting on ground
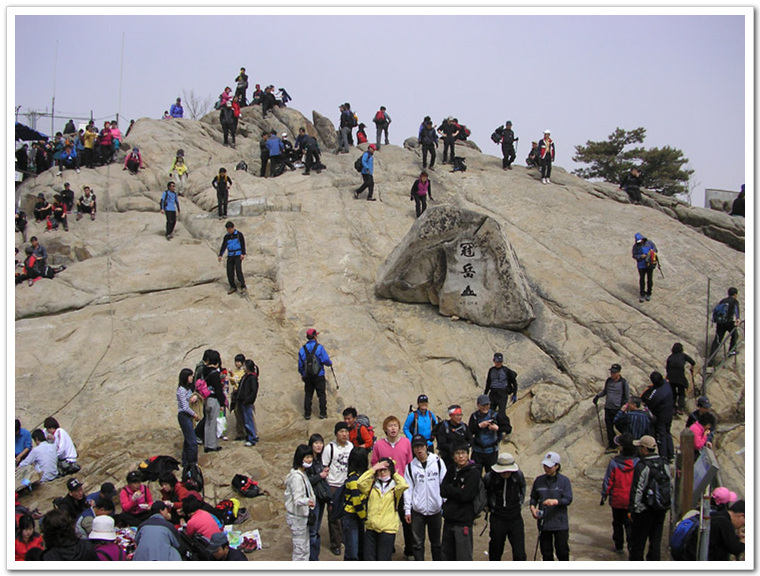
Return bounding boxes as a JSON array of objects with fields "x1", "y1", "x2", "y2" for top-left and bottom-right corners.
[
  {"x1": 277, "y1": 87, "x2": 292, "y2": 106},
  {"x1": 56, "y1": 143, "x2": 80, "y2": 176},
  {"x1": 526, "y1": 141, "x2": 540, "y2": 168},
  {"x1": 16, "y1": 513, "x2": 44, "y2": 561},
  {"x1": 60, "y1": 181, "x2": 75, "y2": 212},
  {"x1": 44, "y1": 417, "x2": 78, "y2": 474},
  {"x1": 118, "y1": 470, "x2": 154, "y2": 526},
  {"x1": 33, "y1": 193, "x2": 52, "y2": 222},
  {"x1": 15, "y1": 419, "x2": 32, "y2": 465},
  {"x1": 356, "y1": 123, "x2": 368, "y2": 144},
  {"x1": 15, "y1": 246, "x2": 44, "y2": 286},
  {"x1": 77, "y1": 186, "x2": 97, "y2": 221},
  {"x1": 75, "y1": 497, "x2": 115, "y2": 540},
  {"x1": 158, "y1": 472, "x2": 193, "y2": 524},
  {"x1": 280, "y1": 133, "x2": 297, "y2": 171},
  {"x1": 86, "y1": 482, "x2": 118, "y2": 508},
  {"x1": 182, "y1": 496, "x2": 223, "y2": 539},
  {"x1": 88, "y1": 515, "x2": 125, "y2": 561},
  {"x1": 16, "y1": 208, "x2": 28, "y2": 242},
  {"x1": 209, "y1": 531, "x2": 248, "y2": 561},
  {"x1": 55, "y1": 478, "x2": 90, "y2": 522},
  {"x1": 51, "y1": 194, "x2": 69, "y2": 231},
  {"x1": 17, "y1": 428, "x2": 59, "y2": 486},
  {"x1": 123, "y1": 146, "x2": 143, "y2": 174},
  {"x1": 251, "y1": 84, "x2": 264, "y2": 105},
  {"x1": 40, "y1": 508, "x2": 98, "y2": 561},
  {"x1": 132, "y1": 502, "x2": 183, "y2": 561}
]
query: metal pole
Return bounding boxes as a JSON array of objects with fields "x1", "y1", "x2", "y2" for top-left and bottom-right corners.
[
  {"x1": 51, "y1": 40, "x2": 58, "y2": 135},
  {"x1": 116, "y1": 32, "x2": 125, "y2": 126},
  {"x1": 702, "y1": 278, "x2": 711, "y2": 394},
  {"x1": 698, "y1": 486, "x2": 711, "y2": 560}
]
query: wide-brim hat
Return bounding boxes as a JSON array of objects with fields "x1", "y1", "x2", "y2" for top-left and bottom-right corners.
[
  {"x1": 492, "y1": 452, "x2": 519, "y2": 473},
  {"x1": 89, "y1": 516, "x2": 116, "y2": 541}
]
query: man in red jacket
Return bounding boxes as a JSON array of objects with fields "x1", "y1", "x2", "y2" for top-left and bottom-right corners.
[
  {"x1": 343, "y1": 407, "x2": 373, "y2": 449},
  {"x1": 600, "y1": 433, "x2": 639, "y2": 554}
]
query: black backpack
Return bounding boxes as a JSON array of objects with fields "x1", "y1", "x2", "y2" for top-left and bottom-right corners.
[
  {"x1": 490, "y1": 127, "x2": 504, "y2": 144},
  {"x1": 235, "y1": 161, "x2": 248, "y2": 172},
  {"x1": 182, "y1": 463, "x2": 205, "y2": 495},
  {"x1": 452, "y1": 157, "x2": 467, "y2": 172},
  {"x1": 177, "y1": 531, "x2": 215, "y2": 561},
  {"x1": 354, "y1": 154, "x2": 365, "y2": 173},
  {"x1": 232, "y1": 473, "x2": 262, "y2": 498},
  {"x1": 303, "y1": 343, "x2": 322, "y2": 377},
  {"x1": 643, "y1": 458, "x2": 671, "y2": 511},
  {"x1": 712, "y1": 300, "x2": 731, "y2": 324}
]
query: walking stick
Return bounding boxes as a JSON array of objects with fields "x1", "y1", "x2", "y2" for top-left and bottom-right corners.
[
  {"x1": 595, "y1": 402, "x2": 605, "y2": 446},
  {"x1": 533, "y1": 517, "x2": 543, "y2": 561},
  {"x1": 656, "y1": 260, "x2": 665, "y2": 279},
  {"x1": 329, "y1": 365, "x2": 340, "y2": 390}
]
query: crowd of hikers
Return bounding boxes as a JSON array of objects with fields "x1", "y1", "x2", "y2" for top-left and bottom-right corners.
[{"x1": 14, "y1": 66, "x2": 744, "y2": 563}]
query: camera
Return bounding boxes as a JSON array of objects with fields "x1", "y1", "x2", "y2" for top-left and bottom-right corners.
[{"x1": 536, "y1": 510, "x2": 544, "y2": 519}]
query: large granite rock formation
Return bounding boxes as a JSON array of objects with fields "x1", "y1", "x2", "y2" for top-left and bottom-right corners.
[{"x1": 376, "y1": 205, "x2": 535, "y2": 330}]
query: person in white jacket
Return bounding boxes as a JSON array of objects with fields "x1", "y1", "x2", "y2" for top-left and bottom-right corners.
[
  {"x1": 284, "y1": 444, "x2": 316, "y2": 561},
  {"x1": 403, "y1": 434, "x2": 447, "y2": 560}
]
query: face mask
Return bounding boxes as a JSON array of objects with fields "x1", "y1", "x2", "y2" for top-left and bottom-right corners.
[{"x1": 302, "y1": 462, "x2": 313, "y2": 469}]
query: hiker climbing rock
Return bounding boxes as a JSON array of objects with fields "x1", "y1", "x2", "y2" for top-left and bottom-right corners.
[{"x1": 632, "y1": 232, "x2": 658, "y2": 302}]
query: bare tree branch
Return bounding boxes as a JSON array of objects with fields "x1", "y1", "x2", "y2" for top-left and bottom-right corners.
[{"x1": 181, "y1": 89, "x2": 214, "y2": 120}]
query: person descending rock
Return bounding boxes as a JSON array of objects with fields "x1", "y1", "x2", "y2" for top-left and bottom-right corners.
[
  {"x1": 353, "y1": 144, "x2": 377, "y2": 201},
  {"x1": 212, "y1": 167, "x2": 232, "y2": 219},
  {"x1": 620, "y1": 167, "x2": 643, "y2": 204},
  {"x1": 632, "y1": 232, "x2": 658, "y2": 302},
  {"x1": 485, "y1": 452, "x2": 527, "y2": 561},
  {"x1": 169, "y1": 149, "x2": 189, "y2": 196},
  {"x1": 403, "y1": 394, "x2": 439, "y2": 451},
  {"x1": 539, "y1": 129, "x2": 555, "y2": 184},
  {"x1": 500, "y1": 120, "x2": 518, "y2": 170},
  {"x1": 710, "y1": 287, "x2": 741, "y2": 360},
  {"x1": 628, "y1": 435, "x2": 671, "y2": 561},
  {"x1": 419, "y1": 120, "x2": 438, "y2": 170},
  {"x1": 403, "y1": 434, "x2": 446, "y2": 561},
  {"x1": 301, "y1": 130, "x2": 323, "y2": 176},
  {"x1": 410, "y1": 170, "x2": 433, "y2": 218},
  {"x1": 160, "y1": 181, "x2": 180, "y2": 241},
  {"x1": 484, "y1": 352, "x2": 518, "y2": 415},
  {"x1": 218, "y1": 221, "x2": 246, "y2": 295},
  {"x1": 600, "y1": 433, "x2": 639, "y2": 554},
  {"x1": 529, "y1": 451, "x2": 573, "y2": 561},
  {"x1": 298, "y1": 328, "x2": 333, "y2": 420},
  {"x1": 468, "y1": 395, "x2": 512, "y2": 473},
  {"x1": 665, "y1": 342, "x2": 696, "y2": 416},
  {"x1": 593, "y1": 363, "x2": 630, "y2": 452}
]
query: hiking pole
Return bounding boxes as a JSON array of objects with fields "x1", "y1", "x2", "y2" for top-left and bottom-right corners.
[
  {"x1": 533, "y1": 517, "x2": 543, "y2": 561},
  {"x1": 595, "y1": 402, "x2": 605, "y2": 446},
  {"x1": 329, "y1": 365, "x2": 340, "y2": 390},
  {"x1": 656, "y1": 260, "x2": 665, "y2": 279}
]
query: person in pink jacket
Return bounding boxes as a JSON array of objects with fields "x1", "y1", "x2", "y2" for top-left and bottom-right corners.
[
  {"x1": 689, "y1": 413, "x2": 713, "y2": 459},
  {"x1": 119, "y1": 470, "x2": 154, "y2": 526},
  {"x1": 371, "y1": 415, "x2": 414, "y2": 559}
]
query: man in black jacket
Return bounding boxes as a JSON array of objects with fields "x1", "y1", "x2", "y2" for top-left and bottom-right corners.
[
  {"x1": 485, "y1": 452, "x2": 526, "y2": 561},
  {"x1": 55, "y1": 478, "x2": 90, "y2": 521},
  {"x1": 484, "y1": 352, "x2": 518, "y2": 415},
  {"x1": 437, "y1": 117, "x2": 459, "y2": 165},
  {"x1": 641, "y1": 372, "x2": 674, "y2": 462},
  {"x1": 595, "y1": 363, "x2": 631, "y2": 452},
  {"x1": 500, "y1": 121, "x2": 518, "y2": 170},
  {"x1": 440, "y1": 441, "x2": 480, "y2": 561},
  {"x1": 529, "y1": 452, "x2": 573, "y2": 561},
  {"x1": 710, "y1": 287, "x2": 741, "y2": 360},
  {"x1": 620, "y1": 167, "x2": 643, "y2": 204},
  {"x1": 709, "y1": 499, "x2": 745, "y2": 560},
  {"x1": 436, "y1": 405, "x2": 473, "y2": 472}
]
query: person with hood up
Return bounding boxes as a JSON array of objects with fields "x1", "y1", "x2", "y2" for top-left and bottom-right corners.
[{"x1": 632, "y1": 232, "x2": 658, "y2": 302}]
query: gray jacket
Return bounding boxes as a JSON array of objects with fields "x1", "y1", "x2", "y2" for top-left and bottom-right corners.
[{"x1": 596, "y1": 376, "x2": 630, "y2": 411}]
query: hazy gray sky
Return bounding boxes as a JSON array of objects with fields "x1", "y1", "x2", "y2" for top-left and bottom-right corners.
[{"x1": 13, "y1": 10, "x2": 747, "y2": 206}]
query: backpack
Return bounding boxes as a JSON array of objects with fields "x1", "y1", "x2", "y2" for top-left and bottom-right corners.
[
  {"x1": 235, "y1": 161, "x2": 248, "y2": 172},
  {"x1": 232, "y1": 473, "x2": 262, "y2": 498},
  {"x1": 473, "y1": 474, "x2": 488, "y2": 518},
  {"x1": 177, "y1": 531, "x2": 215, "y2": 561},
  {"x1": 182, "y1": 463, "x2": 205, "y2": 494},
  {"x1": 302, "y1": 343, "x2": 322, "y2": 378},
  {"x1": 194, "y1": 375, "x2": 211, "y2": 399},
  {"x1": 712, "y1": 300, "x2": 731, "y2": 324},
  {"x1": 646, "y1": 248, "x2": 658, "y2": 268},
  {"x1": 452, "y1": 157, "x2": 467, "y2": 172},
  {"x1": 643, "y1": 459, "x2": 671, "y2": 511},
  {"x1": 355, "y1": 415, "x2": 376, "y2": 447},
  {"x1": 670, "y1": 510, "x2": 700, "y2": 560},
  {"x1": 137, "y1": 455, "x2": 180, "y2": 482},
  {"x1": 457, "y1": 125, "x2": 471, "y2": 140},
  {"x1": 490, "y1": 127, "x2": 504, "y2": 144},
  {"x1": 215, "y1": 498, "x2": 239, "y2": 525},
  {"x1": 373, "y1": 110, "x2": 386, "y2": 124},
  {"x1": 410, "y1": 409, "x2": 438, "y2": 438},
  {"x1": 354, "y1": 154, "x2": 365, "y2": 173}
]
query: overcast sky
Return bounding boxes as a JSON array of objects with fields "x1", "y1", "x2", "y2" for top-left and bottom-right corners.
[{"x1": 12, "y1": 9, "x2": 748, "y2": 206}]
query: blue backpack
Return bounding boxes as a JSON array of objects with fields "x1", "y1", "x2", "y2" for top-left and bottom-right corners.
[
  {"x1": 670, "y1": 511, "x2": 699, "y2": 560},
  {"x1": 712, "y1": 301, "x2": 731, "y2": 324}
]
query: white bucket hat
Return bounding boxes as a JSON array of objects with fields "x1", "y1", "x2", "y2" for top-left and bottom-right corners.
[{"x1": 89, "y1": 515, "x2": 117, "y2": 541}]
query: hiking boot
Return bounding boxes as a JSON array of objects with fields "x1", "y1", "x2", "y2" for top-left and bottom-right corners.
[
  {"x1": 302, "y1": 171, "x2": 310, "y2": 176},
  {"x1": 353, "y1": 190, "x2": 360, "y2": 199},
  {"x1": 429, "y1": 166, "x2": 435, "y2": 171},
  {"x1": 319, "y1": 414, "x2": 327, "y2": 419},
  {"x1": 228, "y1": 288, "x2": 238, "y2": 295},
  {"x1": 639, "y1": 295, "x2": 645, "y2": 303},
  {"x1": 91, "y1": 213, "x2": 95, "y2": 221},
  {"x1": 240, "y1": 286, "x2": 247, "y2": 294},
  {"x1": 728, "y1": 350, "x2": 738, "y2": 356},
  {"x1": 76, "y1": 213, "x2": 82, "y2": 221},
  {"x1": 645, "y1": 295, "x2": 651, "y2": 301},
  {"x1": 56, "y1": 171, "x2": 62, "y2": 176},
  {"x1": 76, "y1": 168, "x2": 80, "y2": 174},
  {"x1": 330, "y1": 546, "x2": 342, "y2": 556},
  {"x1": 244, "y1": 441, "x2": 254, "y2": 447},
  {"x1": 304, "y1": 415, "x2": 311, "y2": 420},
  {"x1": 367, "y1": 197, "x2": 376, "y2": 201}
]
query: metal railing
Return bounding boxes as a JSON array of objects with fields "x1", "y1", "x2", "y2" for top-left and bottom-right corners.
[{"x1": 700, "y1": 322, "x2": 744, "y2": 396}]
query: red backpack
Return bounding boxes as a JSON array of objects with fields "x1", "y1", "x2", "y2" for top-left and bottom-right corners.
[
  {"x1": 374, "y1": 110, "x2": 386, "y2": 123},
  {"x1": 607, "y1": 458, "x2": 636, "y2": 509}
]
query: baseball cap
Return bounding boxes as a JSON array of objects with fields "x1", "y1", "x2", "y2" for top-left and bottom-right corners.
[
  {"x1": 544, "y1": 129, "x2": 551, "y2": 134},
  {"x1": 368, "y1": 144, "x2": 377, "y2": 151},
  {"x1": 477, "y1": 394, "x2": 491, "y2": 406},
  {"x1": 633, "y1": 435, "x2": 658, "y2": 451},
  {"x1": 281, "y1": 132, "x2": 288, "y2": 138},
  {"x1": 417, "y1": 394, "x2": 429, "y2": 404},
  {"x1": 712, "y1": 486, "x2": 738, "y2": 505},
  {"x1": 493, "y1": 353, "x2": 504, "y2": 362},
  {"x1": 697, "y1": 396, "x2": 712, "y2": 409},
  {"x1": 67, "y1": 478, "x2": 83, "y2": 491},
  {"x1": 411, "y1": 434, "x2": 427, "y2": 448},
  {"x1": 609, "y1": 363, "x2": 622, "y2": 373},
  {"x1": 492, "y1": 452, "x2": 519, "y2": 473},
  {"x1": 541, "y1": 452, "x2": 561, "y2": 467},
  {"x1": 306, "y1": 328, "x2": 318, "y2": 338},
  {"x1": 209, "y1": 532, "x2": 229, "y2": 552},
  {"x1": 506, "y1": 121, "x2": 512, "y2": 126}
]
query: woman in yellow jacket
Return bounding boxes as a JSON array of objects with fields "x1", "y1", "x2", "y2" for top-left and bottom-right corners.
[{"x1": 357, "y1": 457, "x2": 408, "y2": 561}]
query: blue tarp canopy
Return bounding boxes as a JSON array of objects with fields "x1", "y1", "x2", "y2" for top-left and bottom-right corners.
[{"x1": 15, "y1": 122, "x2": 48, "y2": 142}]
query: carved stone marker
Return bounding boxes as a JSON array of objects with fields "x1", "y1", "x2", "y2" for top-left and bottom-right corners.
[{"x1": 376, "y1": 205, "x2": 535, "y2": 330}]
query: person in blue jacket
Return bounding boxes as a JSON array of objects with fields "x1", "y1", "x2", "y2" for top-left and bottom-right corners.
[
  {"x1": 403, "y1": 394, "x2": 439, "y2": 450},
  {"x1": 353, "y1": 144, "x2": 376, "y2": 201},
  {"x1": 632, "y1": 232, "x2": 658, "y2": 302},
  {"x1": 298, "y1": 328, "x2": 333, "y2": 420},
  {"x1": 160, "y1": 182, "x2": 180, "y2": 241},
  {"x1": 169, "y1": 98, "x2": 183, "y2": 119},
  {"x1": 529, "y1": 452, "x2": 573, "y2": 561},
  {"x1": 266, "y1": 131, "x2": 285, "y2": 177},
  {"x1": 218, "y1": 221, "x2": 246, "y2": 295}
]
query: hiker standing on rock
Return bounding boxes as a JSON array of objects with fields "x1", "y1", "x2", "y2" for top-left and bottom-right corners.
[
  {"x1": 410, "y1": 171, "x2": 433, "y2": 218},
  {"x1": 373, "y1": 106, "x2": 391, "y2": 148},
  {"x1": 353, "y1": 144, "x2": 376, "y2": 201},
  {"x1": 160, "y1": 181, "x2": 180, "y2": 241},
  {"x1": 620, "y1": 167, "x2": 643, "y2": 204},
  {"x1": 641, "y1": 372, "x2": 674, "y2": 462},
  {"x1": 500, "y1": 120, "x2": 518, "y2": 170},
  {"x1": 632, "y1": 232, "x2": 658, "y2": 302},
  {"x1": 298, "y1": 328, "x2": 332, "y2": 420},
  {"x1": 539, "y1": 129, "x2": 555, "y2": 184},
  {"x1": 218, "y1": 221, "x2": 246, "y2": 295},
  {"x1": 593, "y1": 363, "x2": 630, "y2": 452},
  {"x1": 212, "y1": 167, "x2": 232, "y2": 219},
  {"x1": 600, "y1": 433, "x2": 638, "y2": 554},
  {"x1": 529, "y1": 451, "x2": 573, "y2": 561},
  {"x1": 234, "y1": 67, "x2": 248, "y2": 106},
  {"x1": 437, "y1": 117, "x2": 459, "y2": 165},
  {"x1": 484, "y1": 352, "x2": 518, "y2": 415},
  {"x1": 665, "y1": 342, "x2": 696, "y2": 416}
]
